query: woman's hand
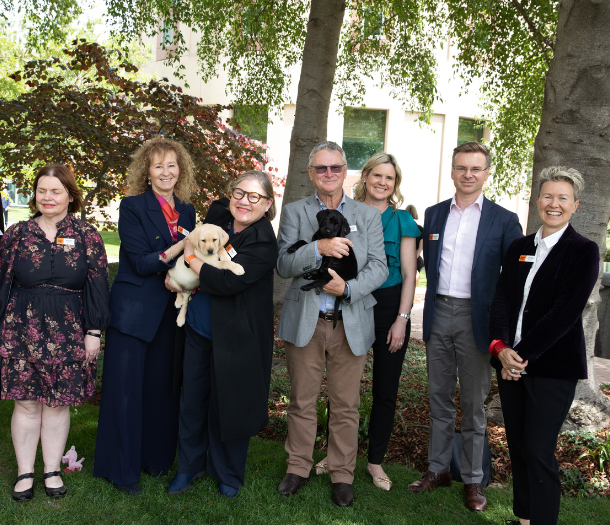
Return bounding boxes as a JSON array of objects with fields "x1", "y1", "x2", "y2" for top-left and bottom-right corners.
[
  {"x1": 159, "y1": 238, "x2": 186, "y2": 262},
  {"x1": 387, "y1": 316, "x2": 408, "y2": 353},
  {"x1": 498, "y1": 347, "x2": 528, "y2": 379},
  {"x1": 84, "y1": 333, "x2": 101, "y2": 365},
  {"x1": 501, "y1": 367, "x2": 523, "y2": 381},
  {"x1": 164, "y1": 273, "x2": 183, "y2": 293},
  {"x1": 183, "y1": 239, "x2": 194, "y2": 259}
]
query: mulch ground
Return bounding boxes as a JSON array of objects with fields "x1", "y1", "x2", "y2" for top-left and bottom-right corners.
[{"x1": 263, "y1": 317, "x2": 610, "y2": 496}]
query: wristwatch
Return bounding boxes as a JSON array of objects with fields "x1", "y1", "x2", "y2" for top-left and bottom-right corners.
[
  {"x1": 86, "y1": 331, "x2": 102, "y2": 338},
  {"x1": 397, "y1": 312, "x2": 411, "y2": 320}
]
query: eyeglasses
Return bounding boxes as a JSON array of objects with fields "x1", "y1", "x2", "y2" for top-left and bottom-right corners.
[
  {"x1": 231, "y1": 188, "x2": 269, "y2": 204},
  {"x1": 309, "y1": 164, "x2": 346, "y2": 174},
  {"x1": 452, "y1": 166, "x2": 490, "y2": 174}
]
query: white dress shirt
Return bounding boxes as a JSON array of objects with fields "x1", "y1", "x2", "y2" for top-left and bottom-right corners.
[
  {"x1": 437, "y1": 192, "x2": 484, "y2": 298},
  {"x1": 513, "y1": 224, "x2": 569, "y2": 346}
]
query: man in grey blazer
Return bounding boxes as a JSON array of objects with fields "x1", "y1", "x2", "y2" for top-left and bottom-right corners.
[{"x1": 276, "y1": 141, "x2": 388, "y2": 507}]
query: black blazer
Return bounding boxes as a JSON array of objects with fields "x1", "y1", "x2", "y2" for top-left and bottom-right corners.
[
  {"x1": 109, "y1": 188, "x2": 196, "y2": 342},
  {"x1": 423, "y1": 196, "x2": 522, "y2": 352},
  {"x1": 489, "y1": 224, "x2": 599, "y2": 380},
  {"x1": 200, "y1": 199, "x2": 278, "y2": 441}
]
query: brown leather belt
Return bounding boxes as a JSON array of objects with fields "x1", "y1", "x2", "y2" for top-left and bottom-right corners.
[{"x1": 319, "y1": 310, "x2": 342, "y2": 321}]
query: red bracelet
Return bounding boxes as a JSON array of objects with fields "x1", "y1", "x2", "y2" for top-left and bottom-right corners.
[{"x1": 489, "y1": 339, "x2": 509, "y2": 358}]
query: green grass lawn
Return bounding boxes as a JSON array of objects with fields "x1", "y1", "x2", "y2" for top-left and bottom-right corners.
[
  {"x1": 99, "y1": 231, "x2": 120, "y2": 259},
  {"x1": 419, "y1": 269, "x2": 427, "y2": 288},
  {"x1": 6, "y1": 206, "x2": 32, "y2": 222},
  {"x1": 1, "y1": 395, "x2": 608, "y2": 524}
]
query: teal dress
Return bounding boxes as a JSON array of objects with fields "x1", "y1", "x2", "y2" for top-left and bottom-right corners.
[{"x1": 379, "y1": 207, "x2": 421, "y2": 289}]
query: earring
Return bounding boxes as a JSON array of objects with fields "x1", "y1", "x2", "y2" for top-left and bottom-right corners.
[{"x1": 148, "y1": 180, "x2": 152, "y2": 185}]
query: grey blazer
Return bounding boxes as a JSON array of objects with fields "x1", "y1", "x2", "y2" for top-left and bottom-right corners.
[{"x1": 276, "y1": 195, "x2": 388, "y2": 356}]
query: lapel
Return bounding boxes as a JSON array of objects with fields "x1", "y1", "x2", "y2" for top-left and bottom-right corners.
[
  {"x1": 342, "y1": 197, "x2": 357, "y2": 230},
  {"x1": 175, "y1": 198, "x2": 192, "y2": 239},
  {"x1": 144, "y1": 188, "x2": 172, "y2": 245},
  {"x1": 472, "y1": 197, "x2": 496, "y2": 269},
  {"x1": 305, "y1": 194, "x2": 321, "y2": 236},
  {"x1": 434, "y1": 199, "x2": 452, "y2": 274}
]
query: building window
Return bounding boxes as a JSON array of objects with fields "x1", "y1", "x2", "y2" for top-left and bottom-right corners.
[
  {"x1": 362, "y1": 7, "x2": 384, "y2": 39},
  {"x1": 6, "y1": 182, "x2": 31, "y2": 206},
  {"x1": 457, "y1": 118, "x2": 484, "y2": 145},
  {"x1": 342, "y1": 109, "x2": 387, "y2": 170},
  {"x1": 233, "y1": 104, "x2": 268, "y2": 143},
  {"x1": 161, "y1": 20, "x2": 174, "y2": 46}
]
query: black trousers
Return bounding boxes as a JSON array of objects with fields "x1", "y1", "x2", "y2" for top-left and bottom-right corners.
[
  {"x1": 368, "y1": 284, "x2": 410, "y2": 464},
  {"x1": 94, "y1": 298, "x2": 180, "y2": 485},
  {"x1": 498, "y1": 373, "x2": 577, "y2": 525},
  {"x1": 177, "y1": 325, "x2": 250, "y2": 489}
]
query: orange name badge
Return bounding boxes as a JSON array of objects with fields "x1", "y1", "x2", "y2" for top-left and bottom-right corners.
[
  {"x1": 225, "y1": 244, "x2": 237, "y2": 258},
  {"x1": 519, "y1": 255, "x2": 535, "y2": 262},
  {"x1": 178, "y1": 226, "x2": 190, "y2": 236},
  {"x1": 56, "y1": 238, "x2": 75, "y2": 246},
  {"x1": 429, "y1": 234, "x2": 439, "y2": 241}
]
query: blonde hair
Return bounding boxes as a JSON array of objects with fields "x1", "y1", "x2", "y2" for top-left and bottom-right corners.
[
  {"x1": 537, "y1": 166, "x2": 584, "y2": 200},
  {"x1": 353, "y1": 152, "x2": 404, "y2": 211},
  {"x1": 406, "y1": 204, "x2": 418, "y2": 220},
  {"x1": 127, "y1": 137, "x2": 196, "y2": 203},
  {"x1": 227, "y1": 170, "x2": 277, "y2": 221}
]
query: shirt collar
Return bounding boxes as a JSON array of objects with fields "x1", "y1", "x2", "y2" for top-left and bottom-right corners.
[
  {"x1": 450, "y1": 191, "x2": 484, "y2": 212},
  {"x1": 534, "y1": 223, "x2": 569, "y2": 249},
  {"x1": 315, "y1": 191, "x2": 346, "y2": 211}
]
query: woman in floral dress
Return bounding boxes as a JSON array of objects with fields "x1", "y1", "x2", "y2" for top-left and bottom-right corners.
[{"x1": 0, "y1": 165, "x2": 110, "y2": 502}]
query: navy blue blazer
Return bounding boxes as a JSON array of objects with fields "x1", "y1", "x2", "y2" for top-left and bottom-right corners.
[
  {"x1": 489, "y1": 224, "x2": 599, "y2": 380},
  {"x1": 422, "y1": 196, "x2": 522, "y2": 353},
  {"x1": 109, "y1": 188, "x2": 196, "y2": 342}
]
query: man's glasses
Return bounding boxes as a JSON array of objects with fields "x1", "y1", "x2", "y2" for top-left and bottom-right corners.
[
  {"x1": 453, "y1": 166, "x2": 490, "y2": 174},
  {"x1": 309, "y1": 164, "x2": 346, "y2": 175},
  {"x1": 231, "y1": 188, "x2": 269, "y2": 204}
]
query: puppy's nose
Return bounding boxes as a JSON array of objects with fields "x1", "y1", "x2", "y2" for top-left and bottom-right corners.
[{"x1": 207, "y1": 249, "x2": 214, "y2": 255}]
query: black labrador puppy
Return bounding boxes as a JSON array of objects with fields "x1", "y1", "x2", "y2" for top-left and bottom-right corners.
[{"x1": 287, "y1": 209, "x2": 358, "y2": 328}]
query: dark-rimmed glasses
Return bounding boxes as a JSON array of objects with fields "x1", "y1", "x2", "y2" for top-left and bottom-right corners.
[
  {"x1": 231, "y1": 188, "x2": 269, "y2": 204},
  {"x1": 309, "y1": 164, "x2": 346, "y2": 174}
]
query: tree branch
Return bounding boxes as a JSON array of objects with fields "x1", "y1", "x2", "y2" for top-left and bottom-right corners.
[{"x1": 511, "y1": 0, "x2": 554, "y2": 65}]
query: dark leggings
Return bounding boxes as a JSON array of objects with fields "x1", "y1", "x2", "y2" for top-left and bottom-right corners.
[{"x1": 368, "y1": 283, "x2": 410, "y2": 464}]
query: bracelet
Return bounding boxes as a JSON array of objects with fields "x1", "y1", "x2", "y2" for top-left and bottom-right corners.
[
  {"x1": 397, "y1": 312, "x2": 411, "y2": 320},
  {"x1": 170, "y1": 246, "x2": 174, "y2": 260},
  {"x1": 184, "y1": 254, "x2": 197, "y2": 268},
  {"x1": 489, "y1": 339, "x2": 509, "y2": 357},
  {"x1": 86, "y1": 331, "x2": 102, "y2": 338}
]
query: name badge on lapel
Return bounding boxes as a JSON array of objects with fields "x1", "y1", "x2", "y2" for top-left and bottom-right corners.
[
  {"x1": 350, "y1": 225, "x2": 357, "y2": 232},
  {"x1": 429, "y1": 234, "x2": 439, "y2": 241},
  {"x1": 225, "y1": 244, "x2": 237, "y2": 259},
  {"x1": 56, "y1": 238, "x2": 75, "y2": 246},
  {"x1": 519, "y1": 255, "x2": 536, "y2": 263},
  {"x1": 178, "y1": 226, "x2": 190, "y2": 236}
]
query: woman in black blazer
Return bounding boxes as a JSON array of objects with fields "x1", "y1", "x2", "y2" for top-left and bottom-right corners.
[
  {"x1": 489, "y1": 167, "x2": 599, "y2": 525},
  {"x1": 94, "y1": 138, "x2": 197, "y2": 495},
  {"x1": 165, "y1": 170, "x2": 278, "y2": 498}
]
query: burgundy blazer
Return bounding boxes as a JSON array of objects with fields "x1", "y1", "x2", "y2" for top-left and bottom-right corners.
[{"x1": 489, "y1": 223, "x2": 599, "y2": 380}]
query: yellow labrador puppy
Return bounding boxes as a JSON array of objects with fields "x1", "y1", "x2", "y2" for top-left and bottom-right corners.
[{"x1": 168, "y1": 224, "x2": 245, "y2": 326}]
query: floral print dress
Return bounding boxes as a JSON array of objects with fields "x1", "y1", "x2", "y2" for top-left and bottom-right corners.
[{"x1": 0, "y1": 215, "x2": 110, "y2": 407}]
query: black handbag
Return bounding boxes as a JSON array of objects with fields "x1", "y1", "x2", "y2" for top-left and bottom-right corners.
[{"x1": 449, "y1": 430, "x2": 493, "y2": 487}]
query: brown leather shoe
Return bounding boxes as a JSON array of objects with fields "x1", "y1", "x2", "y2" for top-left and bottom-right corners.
[
  {"x1": 278, "y1": 473, "x2": 308, "y2": 496},
  {"x1": 408, "y1": 470, "x2": 452, "y2": 493},
  {"x1": 464, "y1": 483, "x2": 487, "y2": 512},
  {"x1": 332, "y1": 482, "x2": 353, "y2": 507}
]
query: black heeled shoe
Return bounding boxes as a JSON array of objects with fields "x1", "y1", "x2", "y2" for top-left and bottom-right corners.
[
  {"x1": 12, "y1": 472, "x2": 35, "y2": 502},
  {"x1": 43, "y1": 471, "x2": 67, "y2": 499}
]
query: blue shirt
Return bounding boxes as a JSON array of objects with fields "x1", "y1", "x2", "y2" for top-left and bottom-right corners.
[{"x1": 313, "y1": 191, "x2": 351, "y2": 313}]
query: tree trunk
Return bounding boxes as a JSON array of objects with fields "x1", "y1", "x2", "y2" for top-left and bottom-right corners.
[
  {"x1": 489, "y1": 0, "x2": 610, "y2": 431},
  {"x1": 273, "y1": 0, "x2": 346, "y2": 314}
]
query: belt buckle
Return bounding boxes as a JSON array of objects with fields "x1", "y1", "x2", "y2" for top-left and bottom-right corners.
[{"x1": 322, "y1": 311, "x2": 334, "y2": 322}]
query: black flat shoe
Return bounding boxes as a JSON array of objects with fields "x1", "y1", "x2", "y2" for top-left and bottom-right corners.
[
  {"x1": 43, "y1": 471, "x2": 67, "y2": 499},
  {"x1": 12, "y1": 473, "x2": 34, "y2": 502},
  {"x1": 111, "y1": 481, "x2": 142, "y2": 495}
]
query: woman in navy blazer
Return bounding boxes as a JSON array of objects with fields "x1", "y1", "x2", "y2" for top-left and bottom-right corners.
[
  {"x1": 489, "y1": 167, "x2": 599, "y2": 525},
  {"x1": 94, "y1": 138, "x2": 197, "y2": 495}
]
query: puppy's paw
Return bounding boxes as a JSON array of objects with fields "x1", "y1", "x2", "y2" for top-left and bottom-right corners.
[
  {"x1": 175, "y1": 295, "x2": 183, "y2": 308},
  {"x1": 232, "y1": 263, "x2": 245, "y2": 275}
]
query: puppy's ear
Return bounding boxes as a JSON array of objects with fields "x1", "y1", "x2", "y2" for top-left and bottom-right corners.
[
  {"x1": 341, "y1": 216, "x2": 351, "y2": 237},
  {"x1": 316, "y1": 209, "x2": 329, "y2": 226},
  {"x1": 187, "y1": 229, "x2": 199, "y2": 247},
  {"x1": 219, "y1": 228, "x2": 229, "y2": 247}
]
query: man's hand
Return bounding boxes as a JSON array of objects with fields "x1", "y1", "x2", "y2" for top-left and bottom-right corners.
[
  {"x1": 323, "y1": 268, "x2": 346, "y2": 296},
  {"x1": 317, "y1": 237, "x2": 353, "y2": 259}
]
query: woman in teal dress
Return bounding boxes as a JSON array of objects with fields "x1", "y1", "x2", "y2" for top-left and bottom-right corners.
[{"x1": 354, "y1": 153, "x2": 419, "y2": 490}]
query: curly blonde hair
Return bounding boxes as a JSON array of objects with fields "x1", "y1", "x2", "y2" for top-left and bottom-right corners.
[
  {"x1": 353, "y1": 152, "x2": 404, "y2": 211},
  {"x1": 127, "y1": 137, "x2": 196, "y2": 203}
]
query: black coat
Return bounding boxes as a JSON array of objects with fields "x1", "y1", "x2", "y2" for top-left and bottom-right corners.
[
  {"x1": 489, "y1": 224, "x2": 599, "y2": 380},
  {"x1": 200, "y1": 199, "x2": 278, "y2": 441}
]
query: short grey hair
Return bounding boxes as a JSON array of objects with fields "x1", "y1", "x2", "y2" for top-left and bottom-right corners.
[
  {"x1": 227, "y1": 170, "x2": 277, "y2": 221},
  {"x1": 308, "y1": 141, "x2": 347, "y2": 166},
  {"x1": 537, "y1": 166, "x2": 584, "y2": 200}
]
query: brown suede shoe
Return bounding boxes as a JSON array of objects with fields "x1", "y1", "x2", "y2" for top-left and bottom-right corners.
[
  {"x1": 278, "y1": 473, "x2": 308, "y2": 496},
  {"x1": 332, "y1": 482, "x2": 354, "y2": 507},
  {"x1": 464, "y1": 483, "x2": 487, "y2": 512},
  {"x1": 408, "y1": 471, "x2": 452, "y2": 493}
]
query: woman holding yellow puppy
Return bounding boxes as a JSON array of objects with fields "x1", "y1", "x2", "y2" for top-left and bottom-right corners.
[{"x1": 166, "y1": 170, "x2": 278, "y2": 498}]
